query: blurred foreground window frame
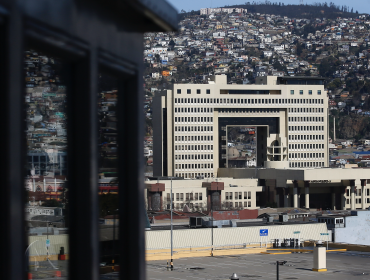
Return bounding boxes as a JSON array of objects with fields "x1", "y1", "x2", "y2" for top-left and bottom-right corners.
[{"x1": 0, "y1": 1, "x2": 177, "y2": 280}]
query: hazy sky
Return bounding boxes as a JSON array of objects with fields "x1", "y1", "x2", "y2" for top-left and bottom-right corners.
[{"x1": 167, "y1": 0, "x2": 370, "y2": 15}]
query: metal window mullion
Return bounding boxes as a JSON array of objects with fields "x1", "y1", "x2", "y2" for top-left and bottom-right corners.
[
  {"x1": 67, "y1": 48, "x2": 99, "y2": 280},
  {"x1": 118, "y1": 74, "x2": 146, "y2": 280},
  {"x1": 0, "y1": 8, "x2": 27, "y2": 280}
]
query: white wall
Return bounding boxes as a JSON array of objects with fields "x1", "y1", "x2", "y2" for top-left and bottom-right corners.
[
  {"x1": 335, "y1": 211, "x2": 370, "y2": 245},
  {"x1": 146, "y1": 223, "x2": 329, "y2": 250}
]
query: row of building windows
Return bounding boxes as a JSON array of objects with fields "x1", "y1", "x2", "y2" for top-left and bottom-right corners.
[
  {"x1": 169, "y1": 203, "x2": 204, "y2": 210},
  {"x1": 289, "y1": 153, "x2": 324, "y2": 159},
  {"x1": 347, "y1": 198, "x2": 363, "y2": 204},
  {"x1": 167, "y1": 192, "x2": 203, "y2": 201},
  {"x1": 175, "y1": 163, "x2": 214, "y2": 169},
  {"x1": 346, "y1": 188, "x2": 363, "y2": 197},
  {"x1": 175, "y1": 126, "x2": 213, "y2": 132},
  {"x1": 219, "y1": 108, "x2": 279, "y2": 114},
  {"x1": 290, "y1": 90, "x2": 321, "y2": 95},
  {"x1": 174, "y1": 98, "x2": 324, "y2": 105},
  {"x1": 288, "y1": 117, "x2": 324, "y2": 122},
  {"x1": 175, "y1": 107, "x2": 213, "y2": 113},
  {"x1": 289, "y1": 162, "x2": 324, "y2": 167},
  {"x1": 177, "y1": 89, "x2": 211, "y2": 94},
  {"x1": 225, "y1": 191, "x2": 251, "y2": 200},
  {"x1": 288, "y1": 125, "x2": 324, "y2": 131},
  {"x1": 177, "y1": 88, "x2": 322, "y2": 96},
  {"x1": 175, "y1": 144, "x2": 214, "y2": 151},
  {"x1": 288, "y1": 134, "x2": 325, "y2": 140},
  {"x1": 225, "y1": 201, "x2": 252, "y2": 208},
  {"x1": 289, "y1": 144, "x2": 325, "y2": 149},
  {"x1": 175, "y1": 117, "x2": 213, "y2": 123},
  {"x1": 288, "y1": 107, "x2": 324, "y2": 113},
  {"x1": 175, "y1": 154, "x2": 213, "y2": 160},
  {"x1": 175, "y1": 173, "x2": 213, "y2": 178},
  {"x1": 175, "y1": 135, "x2": 213, "y2": 142}
]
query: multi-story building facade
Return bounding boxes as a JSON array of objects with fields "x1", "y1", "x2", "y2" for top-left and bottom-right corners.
[{"x1": 153, "y1": 75, "x2": 328, "y2": 178}]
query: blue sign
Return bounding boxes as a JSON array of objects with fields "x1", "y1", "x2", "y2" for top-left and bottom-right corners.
[
  {"x1": 260, "y1": 229, "x2": 268, "y2": 236},
  {"x1": 46, "y1": 239, "x2": 50, "y2": 247}
]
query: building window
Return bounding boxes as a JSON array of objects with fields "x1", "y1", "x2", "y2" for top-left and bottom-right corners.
[
  {"x1": 206, "y1": 89, "x2": 210, "y2": 94},
  {"x1": 177, "y1": 89, "x2": 181, "y2": 94},
  {"x1": 197, "y1": 89, "x2": 200, "y2": 94},
  {"x1": 300, "y1": 90, "x2": 303, "y2": 95},
  {"x1": 290, "y1": 90, "x2": 294, "y2": 95},
  {"x1": 318, "y1": 90, "x2": 321, "y2": 95},
  {"x1": 187, "y1": 89, "x2": 191, "y2": 94}
]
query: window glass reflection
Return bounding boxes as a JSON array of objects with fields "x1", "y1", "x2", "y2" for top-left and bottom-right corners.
[
  {"x1": 98, "y1": 74, "x2": 119, "y2": 271},
  {"x1": 25, "y1": 50, "x2": 69, "y2": 278}
]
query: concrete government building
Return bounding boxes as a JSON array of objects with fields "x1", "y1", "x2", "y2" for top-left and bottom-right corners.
[
  {"x1": 154, "y1": 75, "x2": 328, "y2": 178},
  {"x1": 151, "y1": 75, "x2": 370, "y2": 211}
]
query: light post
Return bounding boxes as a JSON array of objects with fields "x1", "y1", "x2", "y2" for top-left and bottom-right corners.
[
  {"x1": 46, "y1": 222, "x2": 52, "y2": 260},
  {"x1": 276, "y1": 261, "x2": 287, "y2": 280},
  {"x1": 112, "y1": 208, "x2": 118, "y2": 269},
  {"x1": 211, "y1": 196, "x2": 214, "y2": 257},
  {"x1": 170, "y1": 177, "x2": 173, "y2": 270}
]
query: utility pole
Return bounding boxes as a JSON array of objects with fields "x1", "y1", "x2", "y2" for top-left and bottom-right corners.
[
  {"x1": 112, "y1": 208, "x2": 118, "y2": 270},
  {"x1": 170, "y1": 177, "x2": 173, "y2": 270},
  {"x1": 46, "y1": 222, "x2": 49, "y2": 260},
  {"x1": 211, "y1": 196, "x2": 214, "y2": 257}
]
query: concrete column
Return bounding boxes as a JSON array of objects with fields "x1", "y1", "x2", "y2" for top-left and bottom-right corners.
[
  {"x1": 284, "y1": 188, "x2": 290, "y2": 207},
  {"x1": 351, "y1": 185, "x2": 356, "y2": 210},
  {"x1": 304, "y1": 181, "x2": 310, "y2": 209},
  {"x1": 361, "y1": 180, "x2": 367, "y2": 210},
  {"x1": 341, "y1": 186, "x2": 347, "y2": 210},
  {"x1": 276, "y1": 179, "x2": 287, "y2": 208},
  {"x1": 331, "y1": 192, "x2": 336, "y2": 210},
  {"x1": 147, "y1": 192, "x2": 152, "y2": 210},
  {"x1": 293, "y1": 180, "x2": 298, "y2": 208},
  {"x1": 293, "y1": 187, "x2": 298, "y2": 208}
]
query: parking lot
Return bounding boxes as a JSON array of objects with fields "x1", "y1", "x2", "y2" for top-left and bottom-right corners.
[{"x1": 146, "y1": 251, "x2": 370, "y2": 280}]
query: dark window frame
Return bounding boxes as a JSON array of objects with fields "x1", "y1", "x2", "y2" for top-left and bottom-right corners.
[{"x1": 0, "y1": 2, "x2": 177, "y2": 280}]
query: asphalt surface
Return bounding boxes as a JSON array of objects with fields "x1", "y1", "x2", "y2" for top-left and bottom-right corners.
[
  {"x1": 145, "y1": 251, "x2": 370, "y2": 280},
  {"x1": 27, "y1": 250, "x2": 370, "y2": 279}
]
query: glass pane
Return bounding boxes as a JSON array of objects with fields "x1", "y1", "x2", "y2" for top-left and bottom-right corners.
[
  {"x1": 98, "y1": 74, "x2": 119, "y2": 272},
  {"x1": 24, "y1": 50, "x2": 69, "y2": 278}
]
